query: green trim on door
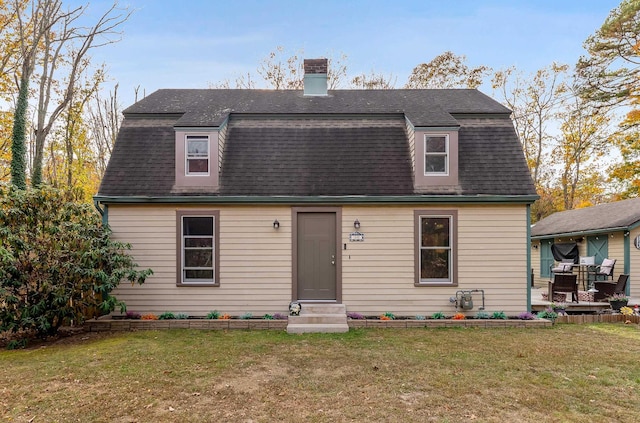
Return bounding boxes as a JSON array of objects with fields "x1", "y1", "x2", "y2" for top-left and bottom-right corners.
[{"x1": 587, "y1": 235, "x2": 608, "y2": 265}]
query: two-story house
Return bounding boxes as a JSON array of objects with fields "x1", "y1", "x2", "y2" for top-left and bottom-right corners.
[{"x1": 95, "y1": 59, "x2": 537, "y2": 327}]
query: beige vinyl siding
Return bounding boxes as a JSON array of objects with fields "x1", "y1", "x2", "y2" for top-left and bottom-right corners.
[
  {"x1": 606, "y1": 232, "x2": 624, "y2": 280},
  {"x1": 108, "y1": 204, "x2": 292, "y2": 316},
  {"x1": 109, "y1": 203, "x2": 529, "y2": 317},
  {"x1": 531, "y1": 240, "x2": 541, "y2": 285},
  {"x1": 341, "y1": 204, "x2": 529, "y2": 315}
]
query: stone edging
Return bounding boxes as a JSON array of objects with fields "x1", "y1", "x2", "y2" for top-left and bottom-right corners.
[
  {"x1": 555, "y1": 314, "x2": 639, "y2": 324},
  {"x1": 84, "y1": 318, "x2": 552, "y2": 332}
]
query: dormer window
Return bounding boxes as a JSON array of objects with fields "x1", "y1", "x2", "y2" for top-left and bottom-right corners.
[
  {"x1": 412, "y1": 128, "x2": 458, "y2": 189},
  {"x1": 424, "y1": 135, "x2": 449, "y2": 175},
  {"x1": 186, "y1": 135, "x2": 209, "y2": 176},
  {"x1": 174, "y1": 128, "x2": 219, "y2": 192}
]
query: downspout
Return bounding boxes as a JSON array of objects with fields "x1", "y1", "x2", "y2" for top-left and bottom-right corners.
[
  {"x1": 93, "y1": 199, "x2": 108, "y2": 226},
  {"x1": 526, "y1": 204, "x2": 532, "y2": 311}
]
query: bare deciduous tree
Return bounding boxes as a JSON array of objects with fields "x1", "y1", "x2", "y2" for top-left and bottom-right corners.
[
  {"x1": 406, "y1": 51, "x2": 492, "y2": 89},
  {"x1": 29, "y1": 1, "x2": 132, "y2": 186},
  {"x1": 88, "y1": 83, "x2": 121, "y2": 179},
  {"x1": 350, "y1": 71, "x2": 396, "y2": 89}
]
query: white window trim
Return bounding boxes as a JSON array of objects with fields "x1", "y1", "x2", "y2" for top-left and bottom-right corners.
[
  {"x1": 424, "y1": 134, "x2": 449, "y2": 176},
  {"x1": 180, "y1": 214, "x2": 216, "y2": 285},
  {"x1": 185, "y1": 134, "x2": 210, "y2": 176}
]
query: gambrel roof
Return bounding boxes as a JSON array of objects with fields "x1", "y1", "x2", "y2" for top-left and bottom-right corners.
[{"x1": 97, "y1": 89, "x2": 537, "y2": 199}]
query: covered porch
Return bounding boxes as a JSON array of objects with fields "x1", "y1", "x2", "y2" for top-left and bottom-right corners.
[{"x1": 530, "y1": 285, "x2": 639, "y2": 314}]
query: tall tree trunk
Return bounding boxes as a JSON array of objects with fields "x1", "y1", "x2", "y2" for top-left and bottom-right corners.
[{"x1": 10, "y1": 74, "x2": 29, "y2": 189}]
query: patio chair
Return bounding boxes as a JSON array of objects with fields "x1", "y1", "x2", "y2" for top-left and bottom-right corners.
[
  {"x1": 591, "y1": 258, "x2": 616, "y2": 281},
  {"x1": 593, "y1": 274, "x2": 629, "y2": 302},
  {"x1": 548, "y1": 273, "x2": 579, "y2": 303},
  {"x1": 550, "y1": 259, "x2": 574, "y2": 280}
]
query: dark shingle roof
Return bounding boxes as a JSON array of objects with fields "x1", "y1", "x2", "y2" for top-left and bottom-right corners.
[
  {"x1": 98, "y1": 88, "x2": 536, "y2": 199},
  {"x1": 99, "y1": 118, "x2": 175, "y2": 196},
  {"x1": 220, "y1": 117, "x2": 413, "y2": 195},
  {"x1": 457, "y1": 118, "x2": 536, "y2": 195},
  {"x1": 531, "y1": 197, "x2": 640, "y2": 237},
  {"x1": 124, "y1": 89, "x2": 510, "y2": 127}
]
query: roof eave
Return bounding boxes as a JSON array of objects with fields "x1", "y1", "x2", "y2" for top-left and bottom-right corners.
[
  {"x1": 94, "y1": 194, "x2": 539, "y2": 205},
  {"x1": 531, "y1": 225, "x2": 634, "y2": 240}
]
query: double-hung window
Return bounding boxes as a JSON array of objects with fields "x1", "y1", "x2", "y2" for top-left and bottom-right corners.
[
  {"x1": 177, "y1": 211, "x2": 219, "y2": 285},
  {"x1": 424, "y1": 135, "x2": 449, "y2": 175},
  {"x1": 415, "y1": 210, "x2": 457, "y2": 285},
  {"x1": 186, "y1": 135, "x2": 210, "y2": 175}
]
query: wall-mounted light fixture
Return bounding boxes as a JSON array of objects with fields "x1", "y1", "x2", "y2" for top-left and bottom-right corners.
[
  {"x1": 354, "y1": 219, "x2": 360, "y2": 229},
  {"x1": 273, "y1": 219, "x2": 280, "y2": 229}
]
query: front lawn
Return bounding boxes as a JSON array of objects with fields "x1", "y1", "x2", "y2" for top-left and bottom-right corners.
[{"x1": 1, "y1": 325, "x2": 639, "y2": 422}]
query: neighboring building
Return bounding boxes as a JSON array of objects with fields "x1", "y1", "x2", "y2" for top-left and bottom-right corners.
[
  {"x1": 95, "y1": 59, "x2": 537, "y2": 319},
  {"x1": 531, "y1": 197, "x2": 640, "y2": 297}
]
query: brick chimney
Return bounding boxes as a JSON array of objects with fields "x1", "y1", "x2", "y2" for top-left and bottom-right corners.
[{"x1": 303, "y1": 58, "x2": 328, "y2": 96}]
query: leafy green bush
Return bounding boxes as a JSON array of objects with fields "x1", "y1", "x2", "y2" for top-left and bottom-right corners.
[
  {"x1": 206, "y1": 310, "x2": 220, "y2": 319},
  {"x1": 491, "y1": 311, "x2": 508, "y2": 320},
  {"x1": 159, "y1": 312, "x2": 176, "y2": 320},
  {"x1": 0, "y1": 186, "x2": 152, "y2": 339},
  {"x1": 431, "y1": 311, "x2": 446, "y2": 319},
  {"x1": 537, "y1": 308, "x2": 558, "y2": 320}
]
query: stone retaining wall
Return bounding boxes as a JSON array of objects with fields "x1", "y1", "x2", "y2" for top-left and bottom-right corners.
[
  {"x1": 84, "y1": 318, "x2": 553, "y2": 332},
  {"x1": 556, "y1": 314, "x2": 640, "y2": 324}
]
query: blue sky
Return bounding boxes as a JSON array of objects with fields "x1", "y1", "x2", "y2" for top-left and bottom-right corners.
[{"x1": 75, "y1": 0, "x2": 621, "y2": 107}]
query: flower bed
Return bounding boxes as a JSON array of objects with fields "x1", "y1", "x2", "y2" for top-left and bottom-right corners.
[{"x1": 84, "y1": 316, "x2": 552, "y2": 332}]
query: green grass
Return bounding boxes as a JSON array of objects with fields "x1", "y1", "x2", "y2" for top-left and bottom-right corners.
[{"x1": 1, "y1": 325, "x2": 640, "y2": 422}]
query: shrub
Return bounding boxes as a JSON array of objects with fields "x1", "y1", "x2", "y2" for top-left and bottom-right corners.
[
  {"x1": 452, "y1": 313, "x2": 466, "y2": 320},
  {"x1": 262, "y1": 314, "x2": 274, "y2": 320},
  {"x1": 159, "y1": 312, "x2": 176, "y2": 320},
  {"x1": 347, "y1": 312, "x2": 365, "y2": 320},
  {"x1": 0, "y1": 186, "x2": 152, "y2": 339},
  {"x1": 382, "y1": 312, "x2": 396, "y2": 320},
  {"x1": 272, "y1": 313, "x2": 287, "y2": 320},
  {"x1": 220, "y1": 313, "x2": 231, "y2": 320},
  {"x1": 175, "y1": 313, "x2": 189, "y2": 320},
  {"x1": 206, "y1": 310, "x2": 220, "y2": 319},
  {"x1": 475, "y1": 311, "x2": 490, "y2": 319},
  {"x1": 125, "y1": 311, "x2": 141, "y2": 320},
  {"x1": 414, "y1": 315, "x2": 426, "y2": 320},
  {"x1": 141, "y1": 313, "x2": 158, "y2": 320},
  {"x1": 491, "y1": 311, "x2": 508, "y2": 320},
  {"x1": 431, "y1": 312, "x2": 446, "y2": 319},
  {"x1": 537, "y1": 308, "x2": 558, "y2": 320},
  {"x1": 239, "y1": 312, "x2": 253, "y2": 320},
  {"x1": 517, "y1": 311, "x2": 536, "y2": 320}
]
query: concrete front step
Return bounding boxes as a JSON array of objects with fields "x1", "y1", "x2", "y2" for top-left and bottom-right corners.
[
  {"x1": 298, "y1": 303, "x2": 346, "y2": 314},
  {"x1": 287, "y1": 323, "x2": 349, "y2": 334},
  {"x1": 288, "y1": 314, "x2": 347, "y2": 324},
  {"x1": 287, "y1": 303, "x2": 348, "y2": 334}
]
